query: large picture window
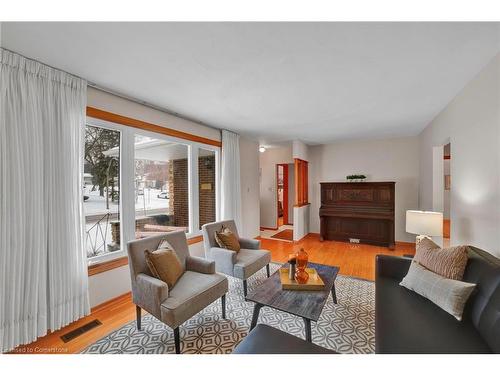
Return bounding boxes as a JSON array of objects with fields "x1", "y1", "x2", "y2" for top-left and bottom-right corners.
[
  {"x1": 198, "y1": 148, "x2": 216, "y2": 229},
  {"x1": 84, "y1": 117, "x2": 219, "y2": 263},
  {"x1": 84, "y1": 125, "x2": 121, "y2": 259},
  {"x1": 134, "y1": 135, "x2": 189, "y2": 239}
]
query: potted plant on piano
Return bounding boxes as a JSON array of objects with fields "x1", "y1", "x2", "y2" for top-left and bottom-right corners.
[{"x1": 346, "y1": 174, "x2": 366, "y2": 182}]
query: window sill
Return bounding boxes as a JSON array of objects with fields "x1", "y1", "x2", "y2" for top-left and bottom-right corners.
[
  {"x1": 87, "y1": 234, "x2": 204, "y2": 276},
  {"x1": 88, "y1": 256, "x2": 128, "y2": 276}
]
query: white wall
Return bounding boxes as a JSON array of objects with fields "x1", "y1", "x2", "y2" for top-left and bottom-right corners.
[
  {"x1": 294, "y1": 205, "x2": 310, "y2": 241},
  {"x1": 239, "y1": 136, "x2": 260, "y2": 238},
  {"x1": 309, "y1": 137, "x2": 420, "y2": 243},
  {"x1": 419, "y1": 53, "x2": 500, "y2": 256},
  {"x1": 89, "y1": 241, "x2": 206, "y2": 307},
  {"x1": 293, "y1": 139, "x2": 309, "y2": 160},
  {"x1": 89, "y1": 265, "x2": 131, "y2": 307},
  {"x1": 259, "y1": 146, "x2": 293, "y2": 228},
  {"x1": 87, "y1": 87, "x2": 221, "y2": 142}
]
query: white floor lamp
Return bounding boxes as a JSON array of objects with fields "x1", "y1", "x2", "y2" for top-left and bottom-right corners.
[{"x1": 406, "y1": 210, "x2": 443, "y2": 245}]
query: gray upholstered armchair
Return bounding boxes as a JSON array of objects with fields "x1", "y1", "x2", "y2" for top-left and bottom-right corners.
[
  {"x1": 201, "y1": 220, "x2": 271, "y2": 297},
  {"x1": 127, "y1": 230, "x2": 228, "y2": 354}
]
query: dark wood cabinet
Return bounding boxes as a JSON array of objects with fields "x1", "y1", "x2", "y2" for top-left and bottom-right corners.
[{"x1": 319, "y1": 182, "x2": 395, "y2": 249}]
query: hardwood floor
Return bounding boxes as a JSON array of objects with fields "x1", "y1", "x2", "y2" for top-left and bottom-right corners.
[
  {"x1": 260, "y1": 233, "x2": 415, "y2": 281},
  {"x1": 10, "y1": 234, "x2": 414, "y2": 354},
  {"x1": 10, "y1": 292, "x2": 136, "y2": 354},
  {"x1": 443, "y1": 219, "x2": 451, "y2": 239}
]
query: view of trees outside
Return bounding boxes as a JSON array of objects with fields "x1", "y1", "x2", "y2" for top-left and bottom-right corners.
[
  {"x1": 84, "y1": 125, "x2": 121, "y2": 258},
  {"x1": 84, "y1": 129, "x2": 194, "y2": 259}
]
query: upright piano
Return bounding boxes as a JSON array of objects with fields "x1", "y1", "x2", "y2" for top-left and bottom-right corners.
[{"x1": 319, "y1": 182, "x2": 395, "y2": 249}]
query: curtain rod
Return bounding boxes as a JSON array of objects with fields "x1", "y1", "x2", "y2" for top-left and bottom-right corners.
[{"x1": 1, "y1": 47, "x2": 221, "y2": 133}]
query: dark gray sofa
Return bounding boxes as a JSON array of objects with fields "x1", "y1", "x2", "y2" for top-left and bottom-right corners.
[
  {"x1": 375, "y1": 247, "x2": 500, "y2": 354},
  {"x1": 233, "y1": 324, "x2": 336, "y2": 354}
]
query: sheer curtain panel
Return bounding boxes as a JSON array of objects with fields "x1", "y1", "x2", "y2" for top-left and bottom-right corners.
[
  {"x1": 220, "y1": 130, "x2": 242, "y2": 230},
  {"x1": 0, "y1": 49, "x2": 90, "y2": 352}
]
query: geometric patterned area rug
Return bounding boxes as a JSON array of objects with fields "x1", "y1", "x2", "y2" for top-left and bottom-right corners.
[{"x1": 81, "y1": 263, "x2": 375, "y2": 354}]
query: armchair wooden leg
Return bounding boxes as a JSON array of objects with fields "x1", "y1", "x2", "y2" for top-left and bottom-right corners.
[
  {"x1": 221, "y1": 294, "x2": 226, "y2": 319},
  {"x1": 136, "y1": 305, "x2": 142, "y2": 331},
  {"x1": 174, "y1": 327, "x2": 181, "y2": 354},
  {"x1": 266, "y1": 264, "x2": 270, "y2": 278},
  {"x1": 243, "y1": 279, "x2": 248, "y2": 297}
]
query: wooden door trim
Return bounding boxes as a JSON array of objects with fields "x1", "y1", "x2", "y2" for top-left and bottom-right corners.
[
  {"x1": 282, "y1": 164, "x2": 289, "y2": 225},
  {"x1": 294, "y1": 158, "x2": 309, "y2": 206},
  {"x1": 276, "y1": 164, "x2": 289, "y2": 227}
]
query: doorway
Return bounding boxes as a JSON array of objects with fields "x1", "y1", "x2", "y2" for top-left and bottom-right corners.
[
  {"x1": 443, "y1": 143, "x2": 451, "y2": 246},
  {"x1": 259, "y1": 161, "x2": 295, "y2": 242},
  {"x1": 259, "y1": 163, "x2": 294, "y2": 241},
  {"x1": 277, "y1": 164, "x2": 289, "y2": 227},
  {"x1": 432, "y1": 142, "x2": 451, "y2": 247}
]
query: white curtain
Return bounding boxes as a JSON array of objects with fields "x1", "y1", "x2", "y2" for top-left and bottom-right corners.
[
  {"x1": 0, "y1": 49, "x2": 90, "y2": 352},
  {"x1": 220, "y1": 130, "x2": 242, "y2": 230}
]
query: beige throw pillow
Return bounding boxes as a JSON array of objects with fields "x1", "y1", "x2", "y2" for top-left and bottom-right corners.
[
  {"x1": 214, "y1": 226, "x2": 240, "y2": 252},
  {"x1": 414, "y1": 237, "x2": 468, "y2": 280},
  {"x1": 144, "y1": 246, "x2": 184, "y2": 288},
  {"x1": 400, "y1": 261, "x2": 476, "y2": 321}
]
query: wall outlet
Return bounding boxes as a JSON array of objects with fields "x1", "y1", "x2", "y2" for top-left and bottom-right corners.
[{"x1": 349, "y1": 238, "x2": 360, "y2": 244}]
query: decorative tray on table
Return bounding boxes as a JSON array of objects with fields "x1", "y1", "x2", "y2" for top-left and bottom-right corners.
[{"x1": 279, "y1": 268, "x2": 325, "y2": 291}]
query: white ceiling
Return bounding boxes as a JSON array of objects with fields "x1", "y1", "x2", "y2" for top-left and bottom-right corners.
[{"x1": 2, "y1": 22, "x2": 499, "y2": 144}]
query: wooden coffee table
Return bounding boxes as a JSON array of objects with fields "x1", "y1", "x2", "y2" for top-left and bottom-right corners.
[{"x1": 246, "y1": 262, "x2": 339, "y2": 343}]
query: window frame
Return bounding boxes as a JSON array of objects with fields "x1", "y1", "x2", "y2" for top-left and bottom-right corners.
[
  {"x1": 85, "y1": 116, "x2": 220, "y2": 266},
  {"x1": 84, "y1": 118, "x2": 125, "y2": 266},
  {"x1": 196, "y1": 146, "x2": 219, "y2": 230}
]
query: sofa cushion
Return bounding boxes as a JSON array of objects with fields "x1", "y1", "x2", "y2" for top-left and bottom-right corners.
[
  {"x1": 414, "y1": 237, "x2": 468, "y2": 280},
  {"x1": 232, "y1": 324, "x2": 336, "y2": 354},
  {"x1": 400, "y1": 261, "x2": 476, "y2": 320},
  {"x1": 233, "y1": 249, "x2": 271, "y2": 280},
  {"x1": 161, "y1": 270, "x2": 228, "y2": 328},
  {"x1": 376, "y1": 276, "x2": 491, "y2": 353},
  {"x1": 461, "y1": 247, "x2": 500, "y2": 352}
]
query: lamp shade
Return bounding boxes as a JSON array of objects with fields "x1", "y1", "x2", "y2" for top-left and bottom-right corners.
[{"x1": 406, "y1": 210, "x2": 443, "y2": 236}]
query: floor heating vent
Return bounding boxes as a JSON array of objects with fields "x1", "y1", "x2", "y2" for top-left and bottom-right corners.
[{"x1": 60, "y1": 319, "x2": 102, "y2": 343}]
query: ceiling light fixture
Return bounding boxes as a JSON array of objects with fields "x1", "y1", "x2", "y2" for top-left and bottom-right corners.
[{"x1": 259, "y1": 146, "x2": 266, "y2": 153}]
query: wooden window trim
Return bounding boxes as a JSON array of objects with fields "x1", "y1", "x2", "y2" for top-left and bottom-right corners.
[
  {"x1": 85, "y1": 107, "x2": 218, "y2": 276},
  {"x1": 86, "y1": 107, "x2": 222, "y2": 148},
  {"x1": 187, "y1": 235, "x2": 204, "y2": 246},
  {"x1": 87, "y1": 235, "x2": 204, "y2": 276},
  {"x1": 88, "y1": 256, "x2": 128, "y2": 277}
]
